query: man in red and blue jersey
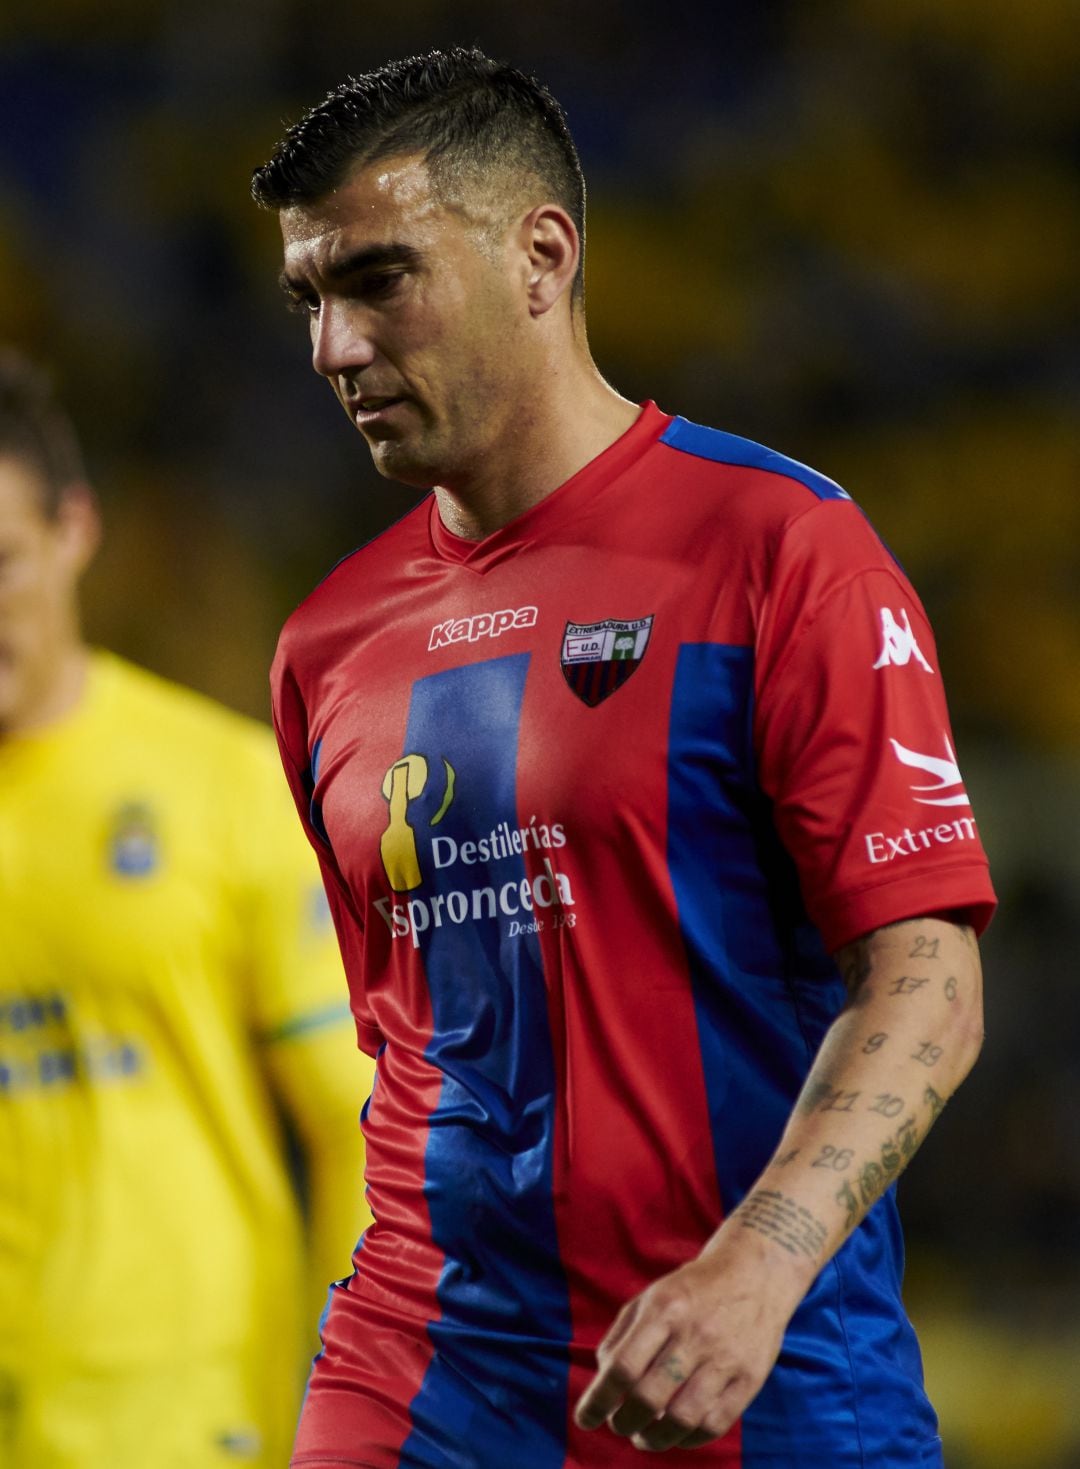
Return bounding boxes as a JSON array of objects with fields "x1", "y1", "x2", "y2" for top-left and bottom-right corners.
[{"x1": 251, "y1": 46, "x2": 995, "y2": 1469}]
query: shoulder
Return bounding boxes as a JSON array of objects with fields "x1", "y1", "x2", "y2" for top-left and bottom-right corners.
[
  {"x1": 98, "y1": 652, "x2": 278, "y2": 773},
  {"x1": 655, "y1": 414, "x2": 858, "y2": 505}
]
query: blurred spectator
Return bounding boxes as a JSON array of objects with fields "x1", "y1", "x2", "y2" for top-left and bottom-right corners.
[{"x1": 0, "y1": 348, "x2": 373, "y2": 1467}]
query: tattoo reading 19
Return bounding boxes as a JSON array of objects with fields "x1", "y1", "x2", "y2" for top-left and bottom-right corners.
[
  {"x1": 738, "y1": 1189, "x2": 828, "y2": 1261},
  {"x1": 862, "y1": 1032, "x2": 888, "y2": 1055},
  {"x1": 889, "y1": 975, "x2": 929, "y2": 996},
  {"x1": 908, "y1": 936, "x2": 940, "y2": 961},
  {"x1": 911, "y1": 1042, "x2": 944, "y2": 1067}
]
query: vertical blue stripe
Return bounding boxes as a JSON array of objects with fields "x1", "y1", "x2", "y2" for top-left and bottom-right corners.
[
  {"x1": 397, "y1": 655, "x2": 571, "y2": 1468},
  {"x1": 667, "y1": 643, "x2": 937, "y2": 1463}
]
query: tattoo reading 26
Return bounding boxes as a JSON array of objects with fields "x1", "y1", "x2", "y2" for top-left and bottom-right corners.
[
  {"x1": 889, "y1": 975, "x2": 929, "y2": 996},
  {"x1": 908, "y1": 936, "x2": 941, "y2": 961},
  {"x1": 862, "y1": 1032, "x2": 888, "y2": 1055},
  {"x1": 812, "y1": 1145, "x2": 853, "y2": 1171},
  {"x1": 911, "y1": 1041, "x2": 944, "y2": 1067},
  {"x1": 738, "y1": 1189, "x2": 828, "y2": 1260}
]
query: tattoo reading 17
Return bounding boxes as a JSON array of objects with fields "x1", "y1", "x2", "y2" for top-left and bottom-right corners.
[
  {"x1": 908, "y1": 936, "x2": 941, "y2": 961},
  {"x1": 911, "y1": 1041, "x2": 944, "y2": 1067},
  {"x1": 862, "y1": 1032, "x2": 888, "y2": 1055},
  {"x1": 738, "y1": 1189, "x2": 828, "y2": 1261},
  {"x1": 812, "y1": 1145, "x2": 853, "y2": 1171},
  {"x1": 889, "y1": 975, "x2": 929, "y2": 996}
]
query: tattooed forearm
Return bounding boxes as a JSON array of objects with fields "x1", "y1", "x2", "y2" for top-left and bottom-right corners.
[{"x1": 738, "y1": 1189, "x2": 829, "y2": 1261}]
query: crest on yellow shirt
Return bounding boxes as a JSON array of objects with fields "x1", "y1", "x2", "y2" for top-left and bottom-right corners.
[{"x1": 107, "y1": 800, "x2": 159, "y2": 877}]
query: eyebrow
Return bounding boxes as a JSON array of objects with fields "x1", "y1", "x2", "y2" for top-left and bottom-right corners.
[{"x1": 278, "y1": 243, "x2": 423, "y2": 297}]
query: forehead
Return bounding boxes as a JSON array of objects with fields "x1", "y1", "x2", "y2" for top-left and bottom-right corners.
[{"x1": 279, "y1": 154, "x2": 453, "y2": 282}]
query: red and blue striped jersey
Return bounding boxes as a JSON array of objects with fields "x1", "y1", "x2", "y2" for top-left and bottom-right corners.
[{"x1": 272, "y1": 402, "x2": 995, "y2": 1468}]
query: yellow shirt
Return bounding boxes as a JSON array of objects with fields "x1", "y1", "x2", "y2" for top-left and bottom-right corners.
[{"x1": 0, "y1": 652, "x2": 369, "y2": 1465}]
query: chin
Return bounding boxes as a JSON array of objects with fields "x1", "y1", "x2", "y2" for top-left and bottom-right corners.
[{"x1": 369, "y1": 442, "x2": 441, "y2": 491}]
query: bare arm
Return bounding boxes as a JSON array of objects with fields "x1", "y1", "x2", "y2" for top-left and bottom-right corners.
[{"x1": 574, "y1": 915, "x2": 983, "y2": 1452}]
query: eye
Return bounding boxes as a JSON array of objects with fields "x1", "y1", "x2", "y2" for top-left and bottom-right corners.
[
  {"x1": 285, "y1": 292, "x2": 320, "y2": 317},
  {"x1": 361, "y1": 270, "x2": 406, "y2": 301}
]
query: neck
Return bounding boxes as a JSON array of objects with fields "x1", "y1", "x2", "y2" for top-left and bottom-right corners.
[
  {"x1": 1, "y1": 641, "x2": 90, "y2": 739},
  {"x1": 433, "y1": 340, "x2": 639, "y2": 541}
]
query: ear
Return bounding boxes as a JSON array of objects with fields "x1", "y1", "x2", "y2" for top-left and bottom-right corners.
[
  {"x1": 520, "y1": 203, "x2": 580, "y2": 317},
  {"x1": 55, "y1": 481, "x2": 102, "y2": 578}
]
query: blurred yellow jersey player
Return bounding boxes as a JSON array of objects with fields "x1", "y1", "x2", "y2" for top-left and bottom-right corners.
[{"x1": 0, "y1": 349, "x2": 374, "y2": 1468}]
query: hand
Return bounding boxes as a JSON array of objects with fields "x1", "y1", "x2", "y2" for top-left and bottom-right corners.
[{"x1": 573, "y1": 1232, "x2": 803, "y2": 1452}]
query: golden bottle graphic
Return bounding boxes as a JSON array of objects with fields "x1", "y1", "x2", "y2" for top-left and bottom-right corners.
[{"x1": 380, "y1": 753, "x2": 455, "y2": 892}]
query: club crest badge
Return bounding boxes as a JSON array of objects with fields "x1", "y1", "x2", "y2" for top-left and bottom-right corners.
[
  {"x1": 560, "y1": 615, "x2": 653, "y2": 706},
  {"x1": 107, "y1": 801, "x2": 159, "y2": 878}
]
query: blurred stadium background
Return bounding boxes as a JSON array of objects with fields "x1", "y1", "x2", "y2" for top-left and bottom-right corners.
[{"x1": 2, "y1": 1, "x2": 1077, "y2": 1463}]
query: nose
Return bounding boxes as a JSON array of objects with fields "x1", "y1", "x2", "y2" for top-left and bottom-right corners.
[{"x1": 310, "y1": 299, "x2": 377, "y2": 381}]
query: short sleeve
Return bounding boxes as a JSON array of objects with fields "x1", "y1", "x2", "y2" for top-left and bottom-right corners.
[{"x1": 754, "y1": 500, "x2": 996, "y2": 952}]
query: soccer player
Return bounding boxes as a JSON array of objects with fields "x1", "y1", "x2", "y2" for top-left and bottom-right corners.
[
  {"x1": 0, "y1": 348, "x2": 375, "y2": 1468},
  {"x1": 250, "y1": 48, "x2": 996, "y2": 1468}
]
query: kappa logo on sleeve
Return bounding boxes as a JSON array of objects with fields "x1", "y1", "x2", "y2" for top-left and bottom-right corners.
[{"x1": 872, "y1": 607, "x2": 933, "y2": 672}]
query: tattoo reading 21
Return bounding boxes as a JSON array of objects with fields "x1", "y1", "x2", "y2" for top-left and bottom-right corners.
[{"x1": 908, "y1": 936, "x2": 940, "y2": 961}]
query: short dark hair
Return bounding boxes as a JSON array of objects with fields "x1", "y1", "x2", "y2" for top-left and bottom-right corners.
[
  {"x1": 251, "y1": 46, "x2": 587, "y2": 299},
  {"x1": 0, "y1": 348, "x2": 86, "y2": 518}
]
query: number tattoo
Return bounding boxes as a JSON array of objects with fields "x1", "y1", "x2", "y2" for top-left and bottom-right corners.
[
  {"x1": 911, "y1": 1041, "x2": 944, "y2": 1067},
  {"x1": 812, "y1": 1145, "x2": 854, "y2": 1171},
  {"x1": 944, "y1": 976, "x2": 958, "y2": 1001},
  {"x1": 819, "y1": 1088, "x2": 861, "y2": 1113},
  {"x1": 861, "y1": 1032, "x2": 888, "y2": 1055},
  {"x1": 908, "y1": 936, "x2": 941, "y2": 961},
  {"x1": 869, "y1": 1093, "x2": 905, "y2": 1117},
  {"x1": 775, "y1": 1148, "x2": 800, "y2": 1168},
  {"x1": 889, "y1": 975, "x2": 930, "y2": 996}
]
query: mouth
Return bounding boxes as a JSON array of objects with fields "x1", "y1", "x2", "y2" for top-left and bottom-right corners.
[{"x1": 352, "y1": 396, "x2": 406, "y2": 427}]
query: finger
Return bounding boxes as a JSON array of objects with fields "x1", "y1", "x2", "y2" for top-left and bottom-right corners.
[
  {"x1": 632, "y1": 1372, "x2": 750, "y2": 1453},
  {"x1": 573, "y1": 1321, "x2": 672, "y2": 1430},
  {"x1": 608, "y1": 1347, "x2": 693, "y2": 1438}
]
